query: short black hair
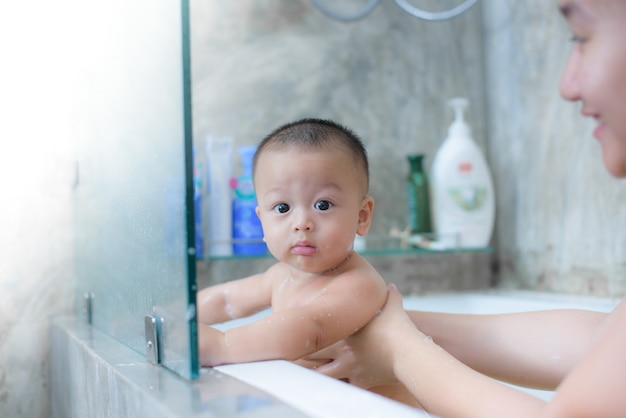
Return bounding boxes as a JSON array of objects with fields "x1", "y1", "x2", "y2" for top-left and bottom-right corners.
[{"x1": 253, "y1": 118, "x2": 369, "y2": 192}]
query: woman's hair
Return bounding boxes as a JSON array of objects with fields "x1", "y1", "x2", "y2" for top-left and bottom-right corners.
[{"x1": 253, "y1": 118, "x2": 369, "y2": 192}]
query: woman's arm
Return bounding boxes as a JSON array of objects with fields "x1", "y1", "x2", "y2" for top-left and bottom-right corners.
[
  {"x1": 409, "y1": 308, "x2": 605, "y2": 389},
  {"x1": 314, "y1": 285, "x2": 626, "y2": 418},
  {"x1": 542, "y1": 300, "x2": 626, "y2": 418},
  {"x1": 327, "y1": 285, "x2": 547, "y2": 417},
  {"x1": 310, "y1": 296, "x2": 605, "y2": 391}
]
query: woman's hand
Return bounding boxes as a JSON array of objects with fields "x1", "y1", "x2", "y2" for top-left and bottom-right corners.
[{"x1": 301, "y1": 284, "x2": 417, "y2": 388}]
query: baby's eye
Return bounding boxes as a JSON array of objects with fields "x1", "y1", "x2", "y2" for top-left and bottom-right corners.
[
  {"x1": 315, "y1": 200, "x2": 333, "y2": 211},
  {"x1": 273, "y1": 203, "x2": 290, "y2": 214}
]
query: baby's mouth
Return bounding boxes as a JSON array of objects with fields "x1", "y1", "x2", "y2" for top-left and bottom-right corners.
[{"x1": 292, "y1": 242, "x2": 317, "y2": 256}]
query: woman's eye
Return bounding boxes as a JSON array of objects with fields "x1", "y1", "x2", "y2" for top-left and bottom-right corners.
[
  {"x1": 315, "y1": 200, "x2": 332, "y2": 211},
  {"x1": 274, "y1": 203, "x2": 290, "y2": 214}
]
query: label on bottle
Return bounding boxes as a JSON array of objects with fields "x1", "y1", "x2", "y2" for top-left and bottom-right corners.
[
  {"x1": 232, "y1": 176, "x2": 267, "y2": 255},
  {"x1": 458, "y1": 161, "x2": 472, "y2": 173},
  {"x1": 433, "y1": 155, "x2": 494, "y2": 248},
  {"x1": 448, "y1": 186, "x2": 488, "y2": 212}
]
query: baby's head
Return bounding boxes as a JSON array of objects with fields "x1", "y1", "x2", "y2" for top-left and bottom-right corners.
[
  {"x1": 252, "y1": 118, "x2": 374, "y2": 274},
  {"x1": 253, "y1": 118, "x2": 370, "y2": 196}
]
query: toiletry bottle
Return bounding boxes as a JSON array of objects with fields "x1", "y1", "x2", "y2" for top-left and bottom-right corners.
[
  {"x1": 206, "y1": 136, "x2": 233, "y2": 256},
  {"x1": 406, "y1": 153, "x2": 432, "y2": 234},
  {"x1": 430, "y1": 97, "x2": 495, "y2": 248},
  {"x1": 232, "y1": 146, "x2": 267, "y2": 255}
]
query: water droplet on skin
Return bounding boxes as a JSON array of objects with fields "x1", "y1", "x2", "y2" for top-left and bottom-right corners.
[
  {"x1": 424, "y1": 335, "x2": 433, "y2": 344},
  {"x1": 223, "y1": 289, "x2": 236, "y2": 319},
  {"x1": 277, "y1": 276, "x2": 289, "y2": 293},
  {"x1": 225, "y1": 303, "x2": 235, "y2": 319}
]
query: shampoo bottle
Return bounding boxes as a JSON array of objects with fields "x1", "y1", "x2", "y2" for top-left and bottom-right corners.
[
  {"x1": 430, "y1": 98, "x2": 495, "y2": 248},
  {"x1": 232, "y1": 146, "x2": 267, "y2": 255}
]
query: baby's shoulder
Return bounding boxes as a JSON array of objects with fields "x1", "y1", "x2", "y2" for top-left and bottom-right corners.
[{"x1": 331, "y1": 256, "x2": 387, "y2": 294}]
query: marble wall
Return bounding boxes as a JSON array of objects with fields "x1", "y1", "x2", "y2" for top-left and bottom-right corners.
[
  {"x1": 192, "y1": 0, "x2": 626, "y2": 297},
  {"x1": 2, "y1": 1, "x2": 626, "y2": 417},
  {"x1": 190, "y1": 0, "x2": 487, "y2": 236},
  {"x1": 483, "y1": 1, "x2": 626, "y2": 296}
]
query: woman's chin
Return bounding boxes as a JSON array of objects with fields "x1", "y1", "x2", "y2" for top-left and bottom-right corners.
[{"x1": 603, "y1": 152, "x2": 626, "y2": 178}]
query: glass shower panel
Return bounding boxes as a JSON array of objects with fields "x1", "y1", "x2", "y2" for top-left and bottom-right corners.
[{"x1": 73, "y1": 0, "x2": 198, "y2": 379}]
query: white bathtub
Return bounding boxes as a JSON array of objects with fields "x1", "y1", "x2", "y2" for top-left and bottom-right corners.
[{"x1": 214, "y1": 291, "x2": 620, "y2": 418}]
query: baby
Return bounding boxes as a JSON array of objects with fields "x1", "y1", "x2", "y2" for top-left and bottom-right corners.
[
  {"x1": 197, "y1": 118, "x2": 420, "y2": 406},
  {"x1": 196, "y1": 118, "x2": 386, "y2": 367}
]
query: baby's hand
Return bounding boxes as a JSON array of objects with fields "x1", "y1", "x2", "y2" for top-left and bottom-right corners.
[{"x1": 198, "y1": 324, "x2": 226, "y2": 367}]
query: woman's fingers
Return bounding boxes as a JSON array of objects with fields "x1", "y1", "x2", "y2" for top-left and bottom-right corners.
[{"x1": 312, "y1": 358, "x2": 347, "y2": 380}]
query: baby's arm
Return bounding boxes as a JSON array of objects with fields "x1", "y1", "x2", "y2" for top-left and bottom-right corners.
[
  {"x1": 197, "y1": 272, "x2": 275, "y2": 367},
  {"x1": 200, "y1": 263, "x2": 387, "y2": 367},
  {"x1": 196, "y1": 272, "x2": 273, "y2": 325}
]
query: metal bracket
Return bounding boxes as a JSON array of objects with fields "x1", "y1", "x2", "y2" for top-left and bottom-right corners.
[
  {"x1": 83, "y1": 292, "x2": 94, "y2": 324},
  {"x1": 144, "y1": 315, "x2": 163, "y2": 365}
]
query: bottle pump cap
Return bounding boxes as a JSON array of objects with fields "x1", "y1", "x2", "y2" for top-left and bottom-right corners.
[{"x1": 447, "y1": 97, "x2": 471, "y2": 138}]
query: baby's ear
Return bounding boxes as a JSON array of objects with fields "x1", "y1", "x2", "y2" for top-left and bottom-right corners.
[{"x1": 356, "y1": 196, "x2": 375, "y2": 236}]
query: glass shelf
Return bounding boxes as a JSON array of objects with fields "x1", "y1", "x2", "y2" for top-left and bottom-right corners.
[{"x1": 198, "y1": 234, "x2": 493, "y2": 262}]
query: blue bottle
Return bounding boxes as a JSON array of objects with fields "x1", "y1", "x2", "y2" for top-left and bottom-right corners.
[{"x1": 232, "y1": 146, "x2": 267, "y2": 255}]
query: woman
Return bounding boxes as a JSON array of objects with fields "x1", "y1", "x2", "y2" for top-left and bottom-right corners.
[{"x1": 308, "y1": 1, "x2": 626, "y2": 416}]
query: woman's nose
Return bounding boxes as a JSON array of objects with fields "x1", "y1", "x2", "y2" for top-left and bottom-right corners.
[{"x1": 559, "y1": 50, "x2": 582, "y2": 102}]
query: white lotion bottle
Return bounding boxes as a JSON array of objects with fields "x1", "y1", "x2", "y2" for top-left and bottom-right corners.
[
  {"x1": 205, "y1": 135, "x2": 234, "y2": 256},
  {"x1": 430, "y1": 97, "x2": 495, "y2": 248}
]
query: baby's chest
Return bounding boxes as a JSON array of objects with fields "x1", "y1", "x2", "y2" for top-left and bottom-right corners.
[{"x1": 271, "y1": 282, "x2": 328, "y2": 310}]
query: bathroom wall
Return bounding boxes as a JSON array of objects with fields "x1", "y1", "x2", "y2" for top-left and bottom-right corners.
[
  {"x1": 193, "y1": 0, "x2": 626, "y2": 297},
  {"x1": 482, "y1": 1, "x2": 626, "y2": 296},
  {"x1": 1, "y1": 0, "x2": 190, "y2": 415},
  {"x1": 190, "y1": 0, "x2": 487, "y2": 237},
  {"x1": 0, "y1": 2, "x2": 76, "y2": 417},
  {"x1": 2, "y1": 1, "x2": 625, "y2": 417}
]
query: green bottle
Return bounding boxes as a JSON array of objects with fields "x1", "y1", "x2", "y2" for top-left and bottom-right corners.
[{"x1": 406, "y1": 154, "x2": 433, "y2": 234}]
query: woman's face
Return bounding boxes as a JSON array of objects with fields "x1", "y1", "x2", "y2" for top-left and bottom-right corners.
[{"x1": 559, "y1": 0, "x2": 626, "y2": 177}]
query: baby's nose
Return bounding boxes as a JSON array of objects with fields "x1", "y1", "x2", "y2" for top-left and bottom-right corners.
[{"x1": 293, "y1": 211, "x2": 314, "y2": 231}]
